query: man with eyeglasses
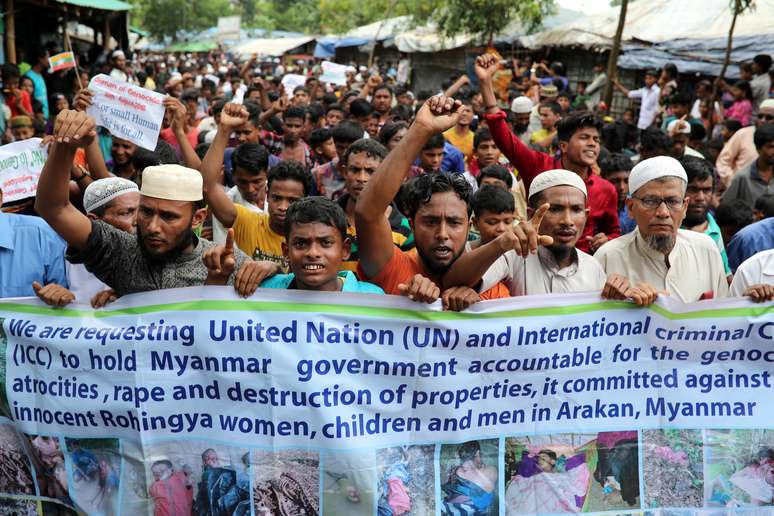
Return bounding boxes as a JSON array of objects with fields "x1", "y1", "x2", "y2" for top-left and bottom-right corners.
[
  {"x1": 595, "y1": 156, "x2": 729, "y2": 302},
  {"x1": 716, "y1": 99, "x2": 774, "y2": 186}
]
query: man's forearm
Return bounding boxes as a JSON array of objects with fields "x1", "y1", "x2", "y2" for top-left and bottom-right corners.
[
  {"x1": 36, "y1": 143, "x2": 77, "y2": 216},
  {"x1": 479, "y1": 78, "x2": 499, "y2": 113}
]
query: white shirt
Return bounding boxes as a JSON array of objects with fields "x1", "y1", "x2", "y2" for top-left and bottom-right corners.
[
  {"x1": 212, "y1": 186, "x2": 265, "y2": 244},
  {"x1": 67, "y1": 262, "x2": 109, "y2": 303},
  {"x1": 594, "y1": 228, "x2": 729, "y2": 302},
  {"x1": 479, "y1": 246, "x2": 607, "y2": 296},
  {"x1": 730, "y1": 249, "x2": 774, "y2": 296},
  {"x1": 628, "y1": 84, "x2": 661, "y2": 130}
]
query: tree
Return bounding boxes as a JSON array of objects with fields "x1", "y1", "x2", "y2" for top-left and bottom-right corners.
[
  {"x1": 417, "y1": 0, "x2": 555, "y2": 45},
  {"x1": 132, "y1": 0, "x2": 234, "y2": 40},
  {"x1": 603, "y1": 0, "x2": 628, "y2": 106}
]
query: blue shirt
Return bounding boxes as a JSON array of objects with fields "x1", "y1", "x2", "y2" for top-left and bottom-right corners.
[
  {"x1": 0, "y1": 212, "x2": 68, "y2": 298},
  {"x1": 25, "y1": 70, "x2": 48, "y2": 119},
  {"x1": 727, "y1": 217, "x2": 774, "y2": 273},
  {"x1": 260, "y1": 270, "x2": 384, "y2": 294},
  {"x1": 619, "y1": 205, "x2": 636, "y2": 235},
  {"x1": 414, "y1": 142, "x2": 465, "y2": 173}
]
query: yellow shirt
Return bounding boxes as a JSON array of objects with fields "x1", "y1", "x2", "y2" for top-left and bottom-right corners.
[
  {"x1": 443, "y1": 127, "x2": 474, "y2": 164},
  {"x1": 232, "y1": 204, "x2": 287, "y2": 270}
]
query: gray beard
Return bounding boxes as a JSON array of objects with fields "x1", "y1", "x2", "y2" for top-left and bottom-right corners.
[{"x1": 646, "y1": 233, "x2": 676, "y2": 254}]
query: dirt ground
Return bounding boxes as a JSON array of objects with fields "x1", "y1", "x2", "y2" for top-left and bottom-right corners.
[
  {"x1": 643, "y1": 429, "x2": 703, "y2": 508},
  {"x1": 0, "y1": 425, "x2": 34, "y2": 496}
]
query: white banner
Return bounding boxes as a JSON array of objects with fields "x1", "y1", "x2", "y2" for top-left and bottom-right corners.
[
  {"x1": 319, "y1": 61, "x2": 349, "y2": 86},
  {"x1": 281, "y1": 73, "x2": 307, "y2": 95},
  {"x1": 86, "y1": 74, "x2": 165, "y2": 150},
  {"x1": 0, "y1": 138, "x2": 47, "y2": 203}
]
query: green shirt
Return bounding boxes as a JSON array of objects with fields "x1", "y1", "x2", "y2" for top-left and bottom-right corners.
[{"x1": 684, "y1": 212, "x2": 730, "y2": 275}]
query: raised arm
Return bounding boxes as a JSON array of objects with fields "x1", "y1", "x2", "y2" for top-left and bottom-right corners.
[
  {"x1": 72, "y1": 89, "x2": 112, "y2": 181},
  {"x1": 611, "y1": 78, "x2": 631, "y2": 97},
  {"x1": 200, "y1": 103, "x2": 246, "y2": 228},
  {"x1": 444, "y1": 75, "x2": 470, "y2": 98},
  {"x1": 34, "y1": 110, "x2": 96, "y2": 249},
  {"x1": 165, "y1": 97, "x2": 202, "y2": 170},
  {"x1": 355, "y1": 95, "x2": 462, "y2": 278}
]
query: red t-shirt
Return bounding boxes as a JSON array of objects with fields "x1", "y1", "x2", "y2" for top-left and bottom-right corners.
[{"x1": 6, "y1": 90, "x2": 33, "y2": 118}]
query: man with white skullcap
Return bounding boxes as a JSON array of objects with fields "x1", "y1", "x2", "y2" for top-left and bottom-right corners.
[
  {"x1": 595, "y1": 156, "x2": 729, "y2": 302},
  {"x1": 510, "y1": 96, "x2": 534, "y2": 144},
  {"x1": 109, "y1": 49, "x2": 133, "y2": 84},
  {"x1": 35, "y1": 110, "x2": 279, "y2": 298},
  {"x1": 445, "y1": 169, "x2": 636, "y2": 299}
]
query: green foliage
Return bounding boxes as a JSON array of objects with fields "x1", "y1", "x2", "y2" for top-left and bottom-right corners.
[
  {"x1": 418, "y1": 0, "x2": 555, "y2": 43},
  {"x1": 130, "y1": 0, "x2": 234, "y2": 39}
]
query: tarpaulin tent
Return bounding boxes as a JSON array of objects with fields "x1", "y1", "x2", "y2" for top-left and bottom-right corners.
[{"x1": 233, "y1": 36, "x2": 316, "y2": 57}]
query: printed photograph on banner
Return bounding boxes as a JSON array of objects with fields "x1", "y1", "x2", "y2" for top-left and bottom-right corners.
[
  {"x1": 118, "y1": 439, "x2": 151, "y2": 515},
  {"x1": 0, "y1": 319, "x2": 9, "y2": 419},
  {"x1": 377, "y1": 445, "x2": 435, "y2": 516},
  {"x1": 705, "y1": 429, "x2": 774, "y2": 507},
  {"x1": 0, "y1": 497, "x2": 39, "y2": 515},
  {"x1": 24, "y1": 434, "x2": 69, "y2": 505},
  {"x1": 504, "y1": 432, "x2": 640, "y2": 514},
  {"x1": 642, "y1": 429, "x2": 704, "y2": 508},
  {"x1": 252, "y1": 449, "x2": 319, "y2": 515},
  {"x1": 322, "y1": 449, "x2": 376, "y2": 515},
  {"x1": 64, "y1": 438, "x2": 120, "y2": 515},
  {"x1": 440, "y1": 439, "x2": 499, "y2": 516},
  {"x1": 0, "y1": 424, "x2": 35, "y2": 496},
  {"x1": 143, "y1": 440, "x2": 250, "y2": 516}
]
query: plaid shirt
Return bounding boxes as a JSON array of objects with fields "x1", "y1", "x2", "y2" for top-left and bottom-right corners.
[{"x1": 260, "y1": 130, "x2": 314, "y2": 171}]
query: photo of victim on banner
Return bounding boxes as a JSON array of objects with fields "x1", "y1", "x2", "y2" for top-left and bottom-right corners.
[{"x1": 0, "y1": 290, "x2": 774, "y2": 515}]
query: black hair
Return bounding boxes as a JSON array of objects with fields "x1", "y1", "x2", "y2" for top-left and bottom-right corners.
[
  {"x1": 473, "y1": 127, "x2": 494, "y2": 149},
  {"x1": 373, "y1": 84, "x2": 393, "y2": 97},
  {"x1": 477, "y1": 164, "x2": 513, "y2": 189},
  {"x1": 342, "y1": 138, "x2": 388, "y2": 167},
  {"x1": 733, "y1": 80, "x2": 754, "y2": 101},
  {"x1": 309, "y1": 128, "x2": 333, "y2": 150},
  {"x1": 754, "y1": 54, "x2": 773, "y2": 72},
  {"x1": 538, "y1": 449, "x2": 558, "y2": 461},
  {"x1": 540, "y1": 101, "x2": 562, "y2": 116},
  {"x1": 1, "y1": 63, "x2": 20, "y2": 81},
  {"x1": 715, "y1": 199, "x2": 753, "y2": 229},
  {"x1": 662, "y1": 63, "x2": 678, "y2": 79},
  {"x1": 284, "y1": 196, "x2": 348, "y2": 240},
  {"x1": 379, "y1": 121, "x2": 408, "y2": 146},
  {"x1": 243, "y1": 101, "x2": 262, "y2": 127},
  {"x1": 600, "y1": 152, "x2": 633, "y2": 177},
  {"x1": 245, "y1": 86, "x2": 262, "y2": 99},
  {"x1": 194, "y1": 143, "x2": 210, "y2": 161},
  {"x1": 422, "y1": 133, "x2": 445, "y2": 151},
  {"x1": 458, "y1": 441, "x2": 481, "y2": 462},
  {"x1": 332, "y1": 121, "x2": 364, "y2": 144},
  {"x1": 133, "y1": 139, "x2": 180, "y2": 172},
  {"x1": 690, "y1": 123, "x2": 707, "y2": 141},
  {"x1": 292, "y1": 85, "x2": 309, "y2": 95},
  {"x1": 306, "y1": 103, "x2": 325, "y2": 124},
  {"x1": 669, "y1": 92, "x2": 691, "y2": 107},
  {"x1": 28, "y1": 46, "x2": 48, "y2": 64},
  {"x1": 181, "y1": 88, "x2": 198, "y2": 102},
  {"x1": 388, "y1": 104, "x2": 413, "y2": 122},
  {"x1": 639, "y1": 127, "x2": 672, "y2": 155},
  {"x1": 284, "y1": 106, "x2": 306, "y2": 122},
  {"x1": 723, "y1": 119, "x2": 742, "y2": 133},
  {"x1": 753, "y1": 123, "x2": 774, "y2": 149},
  {"x1": 232, "y1": 143, "x2": 269, "y2": 176},
  {"x1": 326, "y1": 103, "x2": 344, "y2": 114},
  {"x1": 211, "y1": 99, "x2": 228, "y2": 116},
  {"x1": 557, "y1": 111, "x2": 602, "y2": 142},
  {"x1": 267, "y1": 160, "x2": 312, "y2": 196},
  {"x1": 472, "y1": 185, "x2": 515, "y2": 217},
  {"x1": 349, "y1": 98, "x2": 374, "y2": 118},
  {"x1": 321, "y1": 93, "x2": 339, "y2": 107},
  {"x1": 754, "y1": 194, "x2": 774, "y2": 218},
  {"x1": 678, "y1": 155, "x2": 715, "y2": 186},
  {"x1": 403, "y1": 172, "x2": 472, "y2": 219}
]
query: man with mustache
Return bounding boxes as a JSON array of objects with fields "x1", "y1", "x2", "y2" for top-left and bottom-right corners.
[
  {"x1": 35, "y1": 110, "x2": 274, "y2": 298},
  {"x1": 594, "y1": 156, "x2": 729, "y2": 302},
  {"x1": 475, "y1": 53, "x2": 619, "y2": 254}
]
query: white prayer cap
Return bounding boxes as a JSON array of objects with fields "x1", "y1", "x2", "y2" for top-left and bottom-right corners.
[
  {"x1": 111, "y1": 49, "x2": 125, "y2": 59},
  {"x1": 760, "y1": 99, "x2": 774, "y2": 110},
  {"x1": 528, "y1": 169, "x2": 587, "y2": 200},
  {"x1": 667, "y1": 119, "x2": 691, "y2": 134},
  {"x1": 510, "y1": 96, "x2": 534, "y2": 114},
  {"x1": 141, "y1": 165, "x2": 203, "y2": 202},
  {"x1": 83, "y1": 177, "x2": 138, "y2": 214},
  {"x1": 628, "y1": 156, "x2": 687, "y2": 195}
]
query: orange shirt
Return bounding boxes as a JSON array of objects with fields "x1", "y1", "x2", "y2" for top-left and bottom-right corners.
[{"x1": 359, "y1": 246, "x2": 508, "y2": 299}]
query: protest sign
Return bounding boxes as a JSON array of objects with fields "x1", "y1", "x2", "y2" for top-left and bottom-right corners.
[
  {"x1": 0, "y1": 289, "x2": 773, "y2": 514},
  {"x1": 0, "y1": 139, "x2": 47, "y2": 203},
  {"x1": 318, "y1": 61, "x2": 349, "y2": 86},
  {"x1": 281, "y1": 73, "x2": 307, "y2": 95},
  {"x1": 86, "y1": 74, "x2": 165, "y2": 150}
]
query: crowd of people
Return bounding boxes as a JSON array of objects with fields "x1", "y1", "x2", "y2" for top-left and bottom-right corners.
[{"x1": 1, "y1": 43, "x2": 774, "y2": 310}]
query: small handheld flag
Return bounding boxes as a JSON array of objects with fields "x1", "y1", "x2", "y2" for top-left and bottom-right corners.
[{"x1": 48, "y1": 51, "x2": 76, "y2": 72}]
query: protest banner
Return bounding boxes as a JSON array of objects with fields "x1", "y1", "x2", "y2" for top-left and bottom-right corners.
[
  {"x1": 47, "y1": 52, "x2": 76, "y2": 73},
  {"x1": 0, "y1": 289, "x2": 773, "y2": 514},
  {"x1": 0, "y1": 139, "x2": 47, "y2": 203},
  {"x1": 281, "y1": 73, "x2": 308, "y2": 96},
  {"x1": 86, "y1": 74, "x2": 166, "y2": 150},
  {"x1": 319, "y1": 61, "x2": 349, "y2": 86}
]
